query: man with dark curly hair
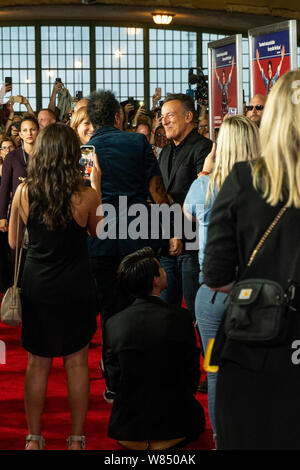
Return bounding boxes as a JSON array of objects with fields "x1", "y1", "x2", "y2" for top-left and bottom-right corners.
[{"x1": 86, "y1": 90, "x2": 182, "y2": 401}]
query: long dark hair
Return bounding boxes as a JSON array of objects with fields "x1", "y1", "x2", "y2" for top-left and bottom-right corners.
[{"x1": 26, "y1": 123, "x2": 84, "y2": 230}]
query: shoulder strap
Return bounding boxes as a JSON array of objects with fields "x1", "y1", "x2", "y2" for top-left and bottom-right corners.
[
  {"x1": 13, "y1": 185, "x2": 25, "y2": 287},
  {"x1": 238, "y1": 204, "x2": 287, "y2": 282},
  {"x1": 247, "y1": 204, "x2": 288, "y2": 268}
]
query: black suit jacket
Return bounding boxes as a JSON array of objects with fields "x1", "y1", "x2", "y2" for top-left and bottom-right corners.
[
  {"x1": 158, "y1": 129, "x2": 212, "y2": 248},
  {"x1": 158, "y1": 129, "x2": 213, "y2": 207},
  {"x1": 105, "y1": 295, "x2": 205, "y2": 441}
]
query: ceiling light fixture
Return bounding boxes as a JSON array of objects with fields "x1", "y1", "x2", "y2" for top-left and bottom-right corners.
[{"x1": 152, "y1": 13, "x2": 174, "y2": 25}]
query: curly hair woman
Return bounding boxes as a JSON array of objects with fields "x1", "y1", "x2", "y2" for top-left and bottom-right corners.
[{"x1": 8, "y1": 123, "x2": 102, "y2": 450}]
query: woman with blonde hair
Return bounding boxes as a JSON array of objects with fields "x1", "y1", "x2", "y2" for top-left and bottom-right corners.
[
  {"x1": 202, "y1": 70, "x2": 300, "y2": 449},
  {"x1": 70, "y1": 106, "x2": 94, "y2": 145},
  {"x1": 183, "y1": 115, "x2": 260, "y2": 444}
]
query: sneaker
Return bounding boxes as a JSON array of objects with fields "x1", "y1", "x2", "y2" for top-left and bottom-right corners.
[{"x1": 103, "y1": 388, "x2": 116, "y2": 404}]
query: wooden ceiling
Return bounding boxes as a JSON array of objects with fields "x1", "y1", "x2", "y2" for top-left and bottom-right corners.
[{"x1": 0, "y1": 1, "x2": 299, "y2": 36}]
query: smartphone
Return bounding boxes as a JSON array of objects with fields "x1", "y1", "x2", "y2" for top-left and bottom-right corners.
[
  {"x1": 76, "y1": 91, "x2": 83, "y2": 100},
  {"x1": 80, "y1": 145, "x2": 95, "y2": 179},
  {"x1": 5, "y1": 77, "x2": 12, "y2": 85},
  {"x1": 55, "y1": 78, "x2": 62, "y2": 83},
  {"x1": 11, "y1": 96, "x2": 22, "y2": 103},
  {"x1": 155, "y1": 87, "x2": 161, "y2": 100}
]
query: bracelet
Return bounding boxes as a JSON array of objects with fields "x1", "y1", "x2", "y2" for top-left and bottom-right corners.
[
  {"x1": 7, "y1": 118, "x2": 13, "y2": 121},
  {"x1": 198, "y1": 171, "x2": 210, "y2": 176},
  {"x1": 151, "y1": 130, "x2": 155, "y2": 135}
]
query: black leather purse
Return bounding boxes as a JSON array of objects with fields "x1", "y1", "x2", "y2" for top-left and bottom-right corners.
[{"x1": 224, "y1": 204, "x2": 297, "y2": 346}]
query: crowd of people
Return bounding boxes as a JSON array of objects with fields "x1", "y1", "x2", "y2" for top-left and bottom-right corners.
[{"x1": 1, "y1": 69, "x2": 300, "y2": 450}]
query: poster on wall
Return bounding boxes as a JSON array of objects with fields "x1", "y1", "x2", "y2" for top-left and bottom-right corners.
[
  {"x1": 208, "y1": 35, "x2": 243, "y2": 141},
  {"x1": 249, "y1": 20, "x2": 297, "y2": 98}
]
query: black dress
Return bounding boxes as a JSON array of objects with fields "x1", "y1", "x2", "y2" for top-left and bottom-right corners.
[
  {"x1": 21, "y1": 189, "x2": 98, "y2": 357},
  {"x1": 203, "y1": 162, "x2": 300, "y2": 450}
]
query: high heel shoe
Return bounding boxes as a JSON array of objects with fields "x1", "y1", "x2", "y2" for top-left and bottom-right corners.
[
  {"x1": 25, "y1": 434, "x2": 45, "y2": 450},
  {"x1": 67, "y1": 435, "x2": 86, "y2": 450}
]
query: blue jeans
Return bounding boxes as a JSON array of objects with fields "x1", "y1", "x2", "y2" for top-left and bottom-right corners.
[
  {"x1": 159, "y1": 252, "x2": 199, "y2": 315},
  {"x1": 195, "y1": 279, "x2": 228, "y2": 434}
]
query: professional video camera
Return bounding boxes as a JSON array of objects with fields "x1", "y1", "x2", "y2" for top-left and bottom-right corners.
[{"x1": 187, "y1": 68, "x2": 209, "y2": 107}]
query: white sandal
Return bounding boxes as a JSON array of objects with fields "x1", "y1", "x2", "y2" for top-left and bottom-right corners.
[
  {"x1": 25, "y1": 434, "x2": 45, "y2": 450},
  {"x1": 67, "y1": 435, "x2": 86, "y2": 450}
]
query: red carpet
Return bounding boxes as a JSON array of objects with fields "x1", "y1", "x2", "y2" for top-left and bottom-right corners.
[{"x1": 0, "y1": 317, "x2": 213, "y2": 451}]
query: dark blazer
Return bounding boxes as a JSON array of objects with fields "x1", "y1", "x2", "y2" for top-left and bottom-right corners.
[
  {"x1": 203, "y1": 161, "x2": 300, "y2": 373},
  {"x1": 87, "y1": 126, "x2": 165, "y2": 258},
  {"x1": 0, "y1": 147, "x2": 27, "y2": 219},
  {"x1": 105, "y1": 295, "x2": 205, "y2": 441},
  {"x1": 158, "y1": 129, "x2": 213, "y2": 207}
]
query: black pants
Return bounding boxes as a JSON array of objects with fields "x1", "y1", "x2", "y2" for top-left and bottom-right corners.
[{"x1": 89, "y1": 255, "x2": 134, "y2": 391}]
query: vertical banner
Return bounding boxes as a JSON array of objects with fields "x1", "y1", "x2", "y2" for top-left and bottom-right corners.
[
  {"x1": 208, "y1": 35, "x2": 243, "y2": 141},
  {"x1": 249, "y1": 20, "x2": 297, "y2": 98}
]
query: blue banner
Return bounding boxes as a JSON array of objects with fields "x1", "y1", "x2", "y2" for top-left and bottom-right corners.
[
  {"x1": 214, "y1": 42, "x2": 236, "y2": 69},
  {"x1": 252, "y1": 29, "x2": 290, "y2": 61}
]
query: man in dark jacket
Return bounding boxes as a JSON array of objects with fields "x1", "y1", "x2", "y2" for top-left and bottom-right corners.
[
  {"x1": 87, "y1": 90, "x2": 182, "y2": 319},
  {"x1": 105, "y1": 247, "x2": 205, "y2": 450},
  {"x1": 158, "y1": 93, "x2": 213, "y2": 316},
  {"x1": 86, "y1": 90, "x2": 182, "y2": 398}
]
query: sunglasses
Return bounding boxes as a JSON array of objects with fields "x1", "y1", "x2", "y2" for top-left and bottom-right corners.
[{"x1": 246, "y1": 105, "x2": 264, "y2": 111}]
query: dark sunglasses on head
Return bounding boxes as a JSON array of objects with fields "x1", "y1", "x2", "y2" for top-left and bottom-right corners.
[{"x1": 246, "y1": 105, "x2": 264, "y2": 111}]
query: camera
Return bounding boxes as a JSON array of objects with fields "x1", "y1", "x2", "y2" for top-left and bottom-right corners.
[
  {"x1": 188, "y1": 68, "x2": 208, "y2": 106},
  {"x1": 76, "y1": 91, "x2": 83, "y2": 100}
]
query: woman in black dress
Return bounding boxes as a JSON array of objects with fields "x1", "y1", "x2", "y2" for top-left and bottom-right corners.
[
  {"x1": 8, "y1": 123, "x2": 102, "y2": 450},
  {"x1": 203, "y1": 70, "x2": 300, "y2": 449}
]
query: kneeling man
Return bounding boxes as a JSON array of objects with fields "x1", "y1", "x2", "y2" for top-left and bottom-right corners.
[{"x1": 104, "y1": 247, "x2": 205, "y2": 450}]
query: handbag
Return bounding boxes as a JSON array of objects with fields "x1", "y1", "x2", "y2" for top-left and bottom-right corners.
[
  {"x1": 0, "y1": 188, "x2": 25, "y2": 327},
  {"x1": 224, "y1": 204, "x2": 298, "y2": 345}
]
